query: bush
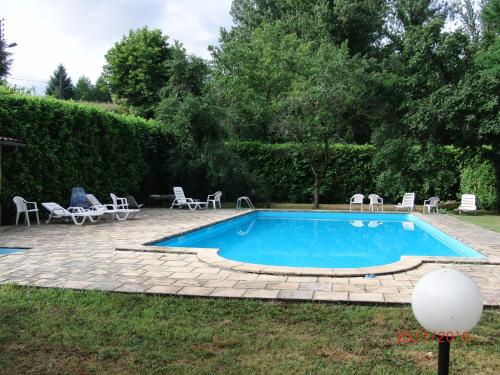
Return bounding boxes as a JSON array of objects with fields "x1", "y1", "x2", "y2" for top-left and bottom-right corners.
[
  {"x1": 460, "y1": 159, "x2": 496, "y2": 210},
  {"x1": 0, "y1": 88, "x2": 160, "y2": 223},
  {"x1": 231, "y1": 142, "x2": 376, "y2": 204}
]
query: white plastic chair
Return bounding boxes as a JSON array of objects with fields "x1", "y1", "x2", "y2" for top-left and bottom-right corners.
[
  {"x1": 207, "y1": 191, "x2": 222, "y2": 209},
  {"x1": 395, "y1": 193, "x2": 415, "y2": 212},
  {"x1": 349, "y1": 194, "x2": 364, "y2": 211},
  {"x1": 13, "y1": 196, "x2": 40, "y2": 227},
  {"x1": 42, "y1": 202, "x2": 103, "y2": 225},
  {"x1": 109, "y1": 193, "x2": 140, "y2": 220},
  {"x1": 170, "y1": 187, "x2": 207, "y2": 210},
  {"x1": 368, "y1": 194, "x2": 384, "y2": 212},
  {"x1": 86, "y1": 194, "x2": 119, "y2": 219},
  {"x1": 423, "y1": 197, "x2": 440, "y2": 214},
  {"x1": 459, "y1": 194, "x2": 477, "y2": 214}
]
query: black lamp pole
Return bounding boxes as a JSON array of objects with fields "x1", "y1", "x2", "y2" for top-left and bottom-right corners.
[{"x1": 438, "y1": 338, "x2": 450, "y2": 375}]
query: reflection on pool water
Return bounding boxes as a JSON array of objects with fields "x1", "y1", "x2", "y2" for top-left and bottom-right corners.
[{"x1": 154, "y1": 211, "x2": 484, "y2": 268}]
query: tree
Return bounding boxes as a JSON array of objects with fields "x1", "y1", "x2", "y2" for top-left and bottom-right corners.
[
  {"x1": 275, "y1": 42, "x2": 367, "y2": 208},
  {"x1": 482, "y1": 0, "x2": 500, "y2": 39},
  {"x1": 385, "y1": 0, "x2": 450, "y2": 48},
  {"x1": 0, "y1": 20, "x2": 13, "y2": 80},
  {"x1": 452, "y1": 0, "x2": 485, "y2": 42},
  {"x1": 74, "y1": 76, "x2": 94, "y2": 101},
  {"x1": 93, "y1": 75, "x2": 111, "y2": 102},
  {"x1": 227, "y1": 0, "x2": 387, "y2": 56},
  {"x1": 104, "y1": 27, "x2": 174, "y2": 117},
  {"x1": 45, "y1": 64, "x2": 75, "y2": 99}
]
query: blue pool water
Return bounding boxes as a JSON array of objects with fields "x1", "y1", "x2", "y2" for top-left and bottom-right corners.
[
  {"x1": 154, "y1": 211, "x2": 484, "y2": 268},
  {"x1": 0, "y1": 248, "x2": 25, "y2": 255}
]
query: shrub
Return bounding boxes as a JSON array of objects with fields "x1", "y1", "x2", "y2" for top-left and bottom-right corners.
[
  {"x1": 460, "y1": 159, "x2": 496, "y2": 210},
  {"x1": 0, "y1": 88, "x2": 159, "y2": 223}
]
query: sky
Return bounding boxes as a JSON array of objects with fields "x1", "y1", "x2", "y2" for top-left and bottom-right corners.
[{"x1": 2, "y1": 0, "x2": 234, "y2": 95}]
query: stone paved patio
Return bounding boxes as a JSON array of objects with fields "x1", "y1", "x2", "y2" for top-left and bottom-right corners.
[{"x1": 0, "y1": 208, "x2": 499, "y2": 306}]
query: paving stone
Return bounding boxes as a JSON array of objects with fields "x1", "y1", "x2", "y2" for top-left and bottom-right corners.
[
  {"x1": 203, "y1": 280, "x2": 237, "y2": 288},
  {"x1": 196, "y1": 273, "x2": 228, "y2": 280},
  {"x1": 226, "y1": 273, "x2": 258, "y2": 281},
  {"x1": 170, "y1": 272, "x2": 200, "y2": 279},
  {"x1": 84, "y1": 281, "x2": 124, "y2": 291},
  {"x1": 210, "y1": 288, "x2": 246, "y2": 297},
  {"x1": 115, "y1": 284, "x2": 149, "y2": 293},
  {"x1": 147, "y1": 285, "x2": 182, "y2": 294},
  {"x1": 278, "y1": 290, "x2": 314, "y2": 300},
  {"x1": 365, "y1": 286, "x2": 399, "y2": 294},
  {"x1": 234, "y1": 281, "x2": 269, "y2": 289},
  {"x1": 172, "y1": 279, "x2": 206, "y2": 287},
  {"x1": 334, "y1": 284, "x2": 365, "y2": 293},
  {"x1": 179, "y1": 286, "x2": 214, "y2": 296},
  {"x1": 287, "y1": 276, "x2": 318, "y2": 283},
  {"x1": 243, "y1": 289, "x2": 279, "y2": 299},
  {"x1": 256, "y1": 274, "x2": 287, "y2": 282},
  {"x1": 59, "y1": 280, "x2": 91, "y2": 289},
  {"x1": 144, "y1": 278, "x2": 177, "y2": 286},
  {"x1": 349, "y1": 292, "x2": 384, "y2": 302},
  {"x1": 313, "y1": 291, "x2": 349, "y2": 301},
  {"x1": 383, "y1": 293, "x2": 411, "y2": 303},
  {"x1": 267, "y1": 282, "x2": 299, "y2": 290},
  {"x1": 0, "y1": 208, "x2": 498, "y2": 306},
  {"x1": 299, "y1": 283, "x2": 332, "y2": 292}
]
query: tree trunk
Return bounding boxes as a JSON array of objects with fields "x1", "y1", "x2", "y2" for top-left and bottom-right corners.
[{"x1": 313, "y1": 176, "x2": 320, "y2": 209}]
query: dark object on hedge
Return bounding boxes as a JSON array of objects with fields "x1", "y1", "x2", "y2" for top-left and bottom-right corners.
[
  {"x1": 126, "y1": 195, "x2": 144, "y2": 209},
  {"x1": 70, "y1": 187, "x2": 89, "y2": 209}
]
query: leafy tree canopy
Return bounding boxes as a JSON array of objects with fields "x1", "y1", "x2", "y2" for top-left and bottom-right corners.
[{"x1": 104, "y1": 27, "x2": 174, "y2": 117}]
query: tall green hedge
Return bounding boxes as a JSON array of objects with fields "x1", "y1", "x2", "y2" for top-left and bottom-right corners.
[
  {"x1": 231, "y1": 142, "x2": 376, "y2": 203},
  {"x1": 0, "y1": 89, "x2": 493, "y2": 222},
  {"x1": 0, "y1": 88, "x2": 160, "y2": 223},
  {"x1": 230, "y1": 142, "x2": 471, "y2": 205}
]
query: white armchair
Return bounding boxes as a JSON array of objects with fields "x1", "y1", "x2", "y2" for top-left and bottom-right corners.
[
  {"x1": 423, "y1": 197, "x2": 440, "y2": 214},
  {"x1": 350, "y1": 194, "x2": 364, "y2": 211},
  {"x1": 368, "y1": 194, "x2": 384, "y2": 212},
  {"x1": 13, "y1": 196, "x2": 40, "y2": 227},
  {"x1": 207, "y1": 191, "x2": 222, "y2": 209}
]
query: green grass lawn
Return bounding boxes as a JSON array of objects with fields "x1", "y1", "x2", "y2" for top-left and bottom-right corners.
[
  {"x1": 452, "y1": 213, "x2": 500, "y2": 233},
  {"x1": 0, "y1": 285, "x2": 498, "y2": 374}
]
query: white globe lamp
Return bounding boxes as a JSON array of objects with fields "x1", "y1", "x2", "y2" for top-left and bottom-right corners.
[{"x1": 411, "y1": 268, "x2": 483, "y2": 375}]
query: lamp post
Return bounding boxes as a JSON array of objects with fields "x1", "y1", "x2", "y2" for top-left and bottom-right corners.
[{"x1": 411, "y1": 268, "x2": 483, "y2": 375}]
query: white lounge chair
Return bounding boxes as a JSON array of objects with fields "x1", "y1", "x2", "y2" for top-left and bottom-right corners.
[
  {"x1": 13, "y1": 196, "x2": 40, "y2": 227},
  {"x1": 459, "y1": 194, "x2": 477, "y2": 214},
  {"x1": 170, "y1": 187, "x2": 207, "y2": 210},
  {"x1": 423, "y1": 196, "x2": 440, "y2": 214},
  {"x1": 350, "y1": 194, "x2": 364, "y2": 211},
  {"x1": 109, "y1": 193, "x2": 140, "y2": 220},
  {"x1": 395, "y1": 193, "x2": 415, "y2": 212},
  {"x1": 368, "y1": 194, "x2": 384, "y2": 212},
  {"x1": 42, "y1": 202, "x2": 103, "y2": 225},
  {"x1": 86, "y1": 194, "x2": 119, "y2": 219},
  {"x1": 207, "y1": 191, "x2": 222, "y2": 209}
]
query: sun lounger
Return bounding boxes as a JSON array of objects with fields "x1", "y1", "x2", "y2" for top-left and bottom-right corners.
[{"x1": 42, "y1": 202, "x2": 103, "y2": 225}]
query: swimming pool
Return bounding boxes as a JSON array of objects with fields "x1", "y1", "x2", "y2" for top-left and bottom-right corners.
[
  {"x1": 153, "y1": 211, "x2": 484, "y2": 268},
  {"x1": 0, "y1": 248, "x2": 25, "y2": 255}
]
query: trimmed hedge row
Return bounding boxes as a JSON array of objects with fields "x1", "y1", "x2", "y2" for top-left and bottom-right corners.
[
  {"x1": 231, "y1": 143, "x2": 494, "y2": 207},
  {"x1": 0, "y1": 90, "x2": 494, "y2": 224},
  {"x1": 231, "y1": 142, "x2": 376, "y2": 204},
  {"x1": 0, "y1": 88, "x2": 161, "y2": 223}
]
